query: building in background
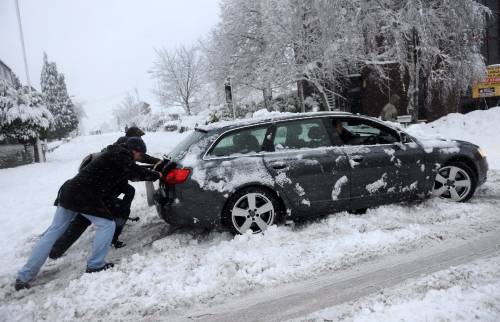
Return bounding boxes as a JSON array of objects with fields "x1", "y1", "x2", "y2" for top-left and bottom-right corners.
[
  {"x1": 0, "y1": 59, "x2": 15, "y2": 87},
  {"x1": 481, "y1": 0, "x2": 500, "y2": 65}
]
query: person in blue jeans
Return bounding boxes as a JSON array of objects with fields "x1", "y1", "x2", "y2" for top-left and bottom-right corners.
[{"x1": 15, "y1": 137, "x2": 161, "y2": 291}]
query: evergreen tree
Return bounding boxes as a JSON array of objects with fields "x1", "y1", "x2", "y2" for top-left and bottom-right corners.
[{"x1": 40, "y1": 53, "x2": 78, "y2": 139}]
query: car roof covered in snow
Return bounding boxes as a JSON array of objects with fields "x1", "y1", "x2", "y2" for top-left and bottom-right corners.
[{"x1": 196, "y1": 111, "x2": 353, "y2": 133}]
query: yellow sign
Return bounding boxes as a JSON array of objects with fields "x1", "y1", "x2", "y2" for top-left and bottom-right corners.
[{"x1": 473, "y1": 65, "x2": 500, "y2": 98}]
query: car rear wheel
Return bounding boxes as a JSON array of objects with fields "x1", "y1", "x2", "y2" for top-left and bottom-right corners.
[
  {"x1": 224, "y1": 187, "x2": 281, "y2": 234},
  {"x1": 432, "y1": 162, "x2": 477, "y2": 202}
]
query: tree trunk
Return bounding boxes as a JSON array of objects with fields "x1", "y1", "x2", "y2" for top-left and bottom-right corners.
[
  {"x1": 32, "y1": 138, "x2": 40, "y2": 163},
  {"x1": 263, "y1": 85, "x2": 273, "y2": 111},
  {"x1": 297, "y1": 80, "x2": 305, "y2": 113},
  {"x1": 408, "y1": 27, "x2": 420, "y2": 123}
]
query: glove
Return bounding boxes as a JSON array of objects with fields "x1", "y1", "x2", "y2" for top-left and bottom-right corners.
[
  {"x1": 153, "y1": 160, "x2": 164, "y2": 172},
  {"x1": 161, "y1": 161, "x2": 177, "y2": 176}
]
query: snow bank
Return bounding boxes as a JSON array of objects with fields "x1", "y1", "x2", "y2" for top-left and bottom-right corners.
[{"x1": 407, "y1": 107, "x2": 500, "y2": 168}]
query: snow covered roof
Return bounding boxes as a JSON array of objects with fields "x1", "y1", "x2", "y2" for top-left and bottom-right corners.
[{"x1": 198, "y1": 111, "x2": 353, "y2": 132}]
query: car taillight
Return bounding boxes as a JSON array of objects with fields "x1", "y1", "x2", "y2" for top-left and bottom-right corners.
[{"x1": 165, "y1": 168, "x2": 191, "y2": 185}]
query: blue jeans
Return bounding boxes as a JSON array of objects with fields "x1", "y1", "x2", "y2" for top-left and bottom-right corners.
[{"x1": 17, "y1": 207, "x2": 116, "y2": 283}]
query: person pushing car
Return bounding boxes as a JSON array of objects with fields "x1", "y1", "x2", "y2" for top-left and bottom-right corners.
[
  {"x1": 15, "y1": 137, "x2": 161, "y2": 291},
  {"x1": 48, "y1": 127, "x2": 163, "y2": 258}
]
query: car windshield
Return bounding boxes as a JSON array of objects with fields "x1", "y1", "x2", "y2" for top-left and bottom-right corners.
[{"x1": 167, "y1": 129, "x2": 207, "y2": 160}]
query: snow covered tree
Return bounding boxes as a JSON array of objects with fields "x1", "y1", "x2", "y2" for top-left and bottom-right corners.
[
  {"x1": 204, "y1": 0, "x2": 488, "y2": 118},
  {"x1": 359, "y1": 0, "x2": 489, "y2": 121},
  {"x1": 0, "y1": 79, "x2": 53, "y2": 142},
  {"x1": 206, "y1": 0, "x2": 365, "y2": 112},
  {"x1": 151, "y1": 45, "x2": 204, "y2": 115},
  {"x1": 206, "y1": 0, "x2": 295, "y2": 111},
  {"x1": 40, "y1": 53, "x2": 79, "y2": 139}
]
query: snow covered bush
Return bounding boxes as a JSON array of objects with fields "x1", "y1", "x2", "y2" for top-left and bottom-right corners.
[{"x1": 0, "y1": 80, "x2": 53, "y2": 142}]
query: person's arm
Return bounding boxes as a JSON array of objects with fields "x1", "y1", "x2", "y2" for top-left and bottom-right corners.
[
  {"x1": 141, "y1": 153, "x2": 161, "y2": 165},
  {"x1": 123, "y1": 157, "x2": 161, "y2": 182}
]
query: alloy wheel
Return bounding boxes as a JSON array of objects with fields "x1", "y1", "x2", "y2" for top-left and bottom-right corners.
[
  {"x1": 432, "y1": 165, "x2": 472, "y2": 202},
  {"x1": 231, "y1": 193, "x2": 275, "y2": 234}
]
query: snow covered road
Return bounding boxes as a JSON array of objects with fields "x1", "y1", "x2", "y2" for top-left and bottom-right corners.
[
  {"x1": 1, "y1": 109, "x2": 500, "y2": 321},
  {"x1": 168, "y1": 229, "x2": 500, "y2": 322}
]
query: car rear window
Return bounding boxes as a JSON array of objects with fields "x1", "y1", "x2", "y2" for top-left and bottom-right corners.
[
  {"x1": 168, "y1": 130, "x2": 207, "y2": 160},
  {"x1": 209, "y1": 126, "x2": 268, "y2": 157}
]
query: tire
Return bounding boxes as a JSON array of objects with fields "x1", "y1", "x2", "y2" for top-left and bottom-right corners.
[
  {"x1": 348, "y1": 208, "x2": 367, "y2": 215},
  {"x1": 432, "y1": 161, "x2": 477, "y2": 202},
  {"x1": 223, "y1": 187, "x2": 282, "y2": 234}
]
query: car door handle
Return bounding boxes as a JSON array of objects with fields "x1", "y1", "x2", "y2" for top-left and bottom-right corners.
[
  {"x1": 270, "y1": 163, "x2": 288, "y2": 170},
  {"x1": 351, "y1": 156, "x2": 364, "y2": 162}
]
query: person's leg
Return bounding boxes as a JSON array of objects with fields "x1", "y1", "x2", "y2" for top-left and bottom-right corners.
[
  {"x1": 17, "y1": 207, "x2": 77, "y2": 283},
  {"x1": 49, "y1": 215, "x2": 91, "y2": 259},
  {"x1": 80, "y1": 214, "x2": 115, "y2": 270},
  {"x1": 111, "y1": 217, "x2": 127, "y2": 247},
  {"x1": 121, "y1": 184, "x2": 135, "y2": 210}
]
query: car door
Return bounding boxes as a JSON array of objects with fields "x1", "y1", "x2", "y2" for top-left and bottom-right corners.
[
  {"x1": 330, "y1": 117, "x2": 425, "y2": 208},
  {"x1": 263, "y1": 118, "x2": 350, "y2": 215}
]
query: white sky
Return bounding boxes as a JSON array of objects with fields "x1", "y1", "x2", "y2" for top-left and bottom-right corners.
[{"x1": 0, "y1": 0, "x2": 220, "y2": 131}]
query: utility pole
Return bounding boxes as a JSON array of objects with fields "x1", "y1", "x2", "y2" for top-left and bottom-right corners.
[{"x1": 14, "y1": 0, "x2": 44, "y2": 162}]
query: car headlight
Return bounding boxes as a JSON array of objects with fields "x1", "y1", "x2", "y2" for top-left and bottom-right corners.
[{"x1": 478, "y1": 147, "x2": 487, "y2": 158}]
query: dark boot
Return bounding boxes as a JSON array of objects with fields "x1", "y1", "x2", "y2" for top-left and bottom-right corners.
[
  {"x1": 49, "y1": 215, "x2": 91, "y2": 259},
  {"x1": 112, "y1": 240, "x2": 126, "y2": 248},
  {"x1": 15, "y1": 279, "x2": 31, "y2": 291},
  {"x1": 85, "y1": 262, "x2": 114, "y2": 274}
]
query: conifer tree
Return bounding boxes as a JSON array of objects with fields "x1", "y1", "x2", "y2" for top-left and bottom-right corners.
[{"x1": 40, "y1": 53, "x2": 78, "y2": 139}]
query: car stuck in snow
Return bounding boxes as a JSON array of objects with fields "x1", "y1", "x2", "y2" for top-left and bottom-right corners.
[{"x1": 147, "y1": 112, "x2": 488, "y2": 234}]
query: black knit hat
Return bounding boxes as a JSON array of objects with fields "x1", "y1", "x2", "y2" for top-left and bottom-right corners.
[
  {"x1": 126, "y1": 126, "x2": 145, "y2": 137},
  {"x1": 126, "y1": 137, "x2": 147, "y2": 153}
]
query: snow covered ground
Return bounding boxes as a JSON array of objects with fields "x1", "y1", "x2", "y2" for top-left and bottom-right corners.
[
  {"x1": 0, "y1": 109, "x2": 499, "y2": 321},
  {"x1": 298, "y1": 253, "x2": 500, "y2": 322}
]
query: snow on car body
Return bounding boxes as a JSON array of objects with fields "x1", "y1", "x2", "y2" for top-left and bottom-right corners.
[{"x1": 148, "y1": 112, "x2": 488, "y2": 234}]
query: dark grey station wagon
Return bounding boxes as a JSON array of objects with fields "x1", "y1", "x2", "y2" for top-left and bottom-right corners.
[{"x1": 148, "y1": 112, "x2": 488, "y2": 234}]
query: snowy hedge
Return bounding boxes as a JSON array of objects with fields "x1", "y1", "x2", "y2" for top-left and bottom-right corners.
[{"x1": 0, "y1": 80, "x2": 53, "y2": 142}]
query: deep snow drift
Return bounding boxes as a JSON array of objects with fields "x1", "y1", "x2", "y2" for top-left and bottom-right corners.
[
  {"x1": 0, "y1": 108, "x2": 499, "y2": 321},
  {"x1": 406, "y1": 106, "x2": 500, "y2": 169}
]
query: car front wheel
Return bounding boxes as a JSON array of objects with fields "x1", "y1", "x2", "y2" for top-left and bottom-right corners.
[{"x1": 432, "y1": 161, "x2": 477, "y2": 202}]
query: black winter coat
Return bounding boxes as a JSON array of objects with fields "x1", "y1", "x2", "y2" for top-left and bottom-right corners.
[{"x1": 55, "y1": 144, "x2": 160, "y2": 219}]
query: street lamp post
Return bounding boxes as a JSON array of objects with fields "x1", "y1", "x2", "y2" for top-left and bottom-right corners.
[{"x1": 14, "y1": 0, "x2": 44, "y2": 162}]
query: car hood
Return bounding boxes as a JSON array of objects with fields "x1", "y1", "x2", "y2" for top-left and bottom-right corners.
[{"x1": 416, "y1": 137, "x2": 461, "y2": 154}]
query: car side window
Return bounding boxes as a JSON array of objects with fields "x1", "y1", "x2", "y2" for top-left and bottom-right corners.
[
  {"x1": 273, "y1": 119, "x2": 331, "y2": 151},
  {"x1": 209, "y1": 126, "x2": 268, "y2": 157},
  {"x1": 332, "y1": 118, "x2": 399, "y2": 146}
]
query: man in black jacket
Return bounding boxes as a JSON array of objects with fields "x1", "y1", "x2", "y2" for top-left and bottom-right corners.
[
  {"x1": 15, "y1": 137, "x2": 161, "y2": 291},
  {"x1": 49, "y1": 128, "x2": 162, "y2": 258}
]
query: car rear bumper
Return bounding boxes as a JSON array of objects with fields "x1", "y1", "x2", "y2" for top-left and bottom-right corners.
[
  {"x1": 477, "y1": 157, "x2": 488, "y2": 186},
  {"x1": 153, "y1": 184, "x2": 225, "y2": 228}
]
